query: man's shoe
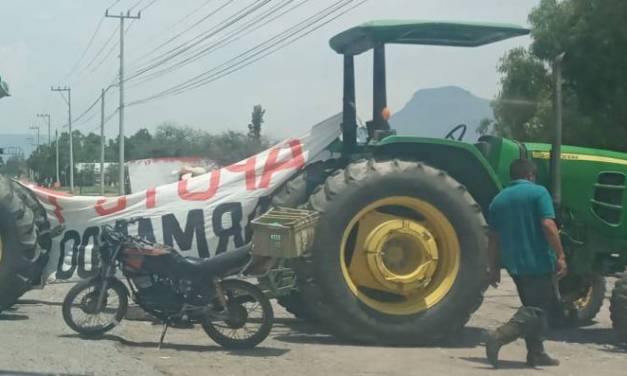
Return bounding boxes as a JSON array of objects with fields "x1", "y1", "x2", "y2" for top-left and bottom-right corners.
[
  {"x1": 485, "y1": 322, "x2": 523, "y2": 369},
  {"x1": 485, "y1": 331, "x2": 502, "y2": 368},
  {"x1": 527, "y1": 352, "x2": 560, "y2": 367}
]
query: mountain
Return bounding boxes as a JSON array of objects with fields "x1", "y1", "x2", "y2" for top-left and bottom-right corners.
[{"x1": 389, "y1": 86, "x2": 492, "y2": 142}]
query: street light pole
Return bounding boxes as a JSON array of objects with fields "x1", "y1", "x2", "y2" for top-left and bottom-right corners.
[
  {"x1": 51, "y1": 86, "x2": 73, "y2": 192},
  {"x1": 36, "y1": 113, "x2": 51, "y2": 144},
  {"x1": 100, "y1": 88, "x2": 105, "y2": 196},
  {"x1": 105, "y1": 9, "x2": 141, "y2": 195},
  {"x1": 29, "y1": 126, "x2": 40, "y2": 147},
  {"x1": 55, "y1": 129, "x2": 60, "y2": 186}
]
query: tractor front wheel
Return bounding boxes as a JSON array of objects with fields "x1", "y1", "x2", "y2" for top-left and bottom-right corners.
[
  {"x1": 300, "y1": 159, "x2": 488, "y2": 345},
  {"x1": 559, "y1": 275, "x2": 606, "y2": 325}
]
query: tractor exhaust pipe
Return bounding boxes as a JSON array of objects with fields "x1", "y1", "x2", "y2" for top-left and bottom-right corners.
[{"x1": 550, "y1": 52, "x2": 565, "y2": 208}]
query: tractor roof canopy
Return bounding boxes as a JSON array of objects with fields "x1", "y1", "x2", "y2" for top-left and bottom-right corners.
[{"x1": 330, "y1": 20, "x2": 530, "y2": 55}]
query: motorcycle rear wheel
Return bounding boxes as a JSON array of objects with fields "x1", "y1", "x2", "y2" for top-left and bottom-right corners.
[
  {"x1": 62, "y1": 278, "x2": 128, "y2": 337},
  {"x1": 202, "y1": 279, "x2": 273, "y2": 349}
]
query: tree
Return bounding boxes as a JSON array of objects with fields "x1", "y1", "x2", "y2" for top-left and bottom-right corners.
[
  {"x1": 248, "y1": 105, "x2": 265, "y2": 142},
  {"x1": 0, "y1": 155, "x2": 27, "y2": 178},
  {"x1": 25, "y1": 121, "x2": 273, "y2": 185},
  {"x1": 492, "y1": 47, "x2": 553, "y2": 142},
  {"x1": 493, "y1": 0, "x2": 627, "y2": 152}
]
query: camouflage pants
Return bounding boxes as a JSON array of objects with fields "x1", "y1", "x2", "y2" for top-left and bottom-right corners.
[{"x1": 510, "y1": 274, "x2": 561, "y2": 353}]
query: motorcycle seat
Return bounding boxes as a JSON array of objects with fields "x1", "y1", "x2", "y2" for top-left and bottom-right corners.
[{"x1": 181, "y1": 245, "x2": 252, "y2": 277}]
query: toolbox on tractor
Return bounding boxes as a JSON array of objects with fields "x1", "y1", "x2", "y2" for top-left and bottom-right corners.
[{"x1": 251, "y1": 207, "x2": 319, "y2": 259}]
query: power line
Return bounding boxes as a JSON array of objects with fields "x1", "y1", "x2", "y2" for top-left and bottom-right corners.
[
  {"x1": 77, "y1": 27, "x2": 118, "y2": 77},
  {"x1": 88, "y1": 19, "x2": 137, "y2": 74},
  {"x1": 132, "y1": 0, "x2": 342, "y2": 89},
  {"x1": 139, "y1": 0, "x2": 159, "y2": 12},
  {"x1": 128, "y1": 0, "x2": 262, "y2": 79},
  {"x1": 107, "y1": 0, "x2": 122, "y2": 10},
  {"x1": 128, "y1": 0, "x2": 366, "y2": 106},
  {"x1": 129, "y1": 0, "x2": 234, "y2": 67},
  {"x1": 66, "y1": 17, "x2": 105, "y2": 79},
  {"x1": 128, "y1": 0, "x2": 307, "y2": 88},
  {"x1": 129, "y1": 0, "x2": 146, "y2": 11},
  {"x1": 66, "y1": 0, "x2": 124, "y2": 80}
]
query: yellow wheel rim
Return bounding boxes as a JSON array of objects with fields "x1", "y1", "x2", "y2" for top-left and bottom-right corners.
[
  {"x1": 340, "y1": 196, "x2": 460, "y2": 315},
  {"x1": 574, "y1": 286, "x2": 593, "y2": 311}
]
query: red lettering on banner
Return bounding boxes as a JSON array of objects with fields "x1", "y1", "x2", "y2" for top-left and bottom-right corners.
[
  {"x1": 259, "y1": 139, "x2": 305, "y2": 188},
  {"x1": 225, "y1": 157, "x2": 257, "y2": 190},
  {"x1": 95, "y1": 196, "x2": 128, "y2": 216},
  {"x1": 48, "y1": 195, "x2": 65, "y2": 223},
  {"x1": 178, "y1": 169, "x2": 221, "y2": 201},
  {"x1": 146, "y1": 187, "x2": 156, "y2": 208}
]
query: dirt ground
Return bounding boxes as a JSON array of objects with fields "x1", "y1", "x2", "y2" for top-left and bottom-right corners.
[{"x1": 1, "y1": 274, "x2": 625, "y2": 376}]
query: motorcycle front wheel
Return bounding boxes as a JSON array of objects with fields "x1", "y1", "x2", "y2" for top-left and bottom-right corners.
[
  {"x1": 62, "y1": 278, "x2": 128, "y2": 337},
  {"x1": 202, "y1": 279, "x2": 273, "y2": 349}
]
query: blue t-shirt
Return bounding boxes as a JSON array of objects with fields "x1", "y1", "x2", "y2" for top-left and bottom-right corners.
[{"x1": 488, "y1": 180, "x2": 556, "y2": 275}]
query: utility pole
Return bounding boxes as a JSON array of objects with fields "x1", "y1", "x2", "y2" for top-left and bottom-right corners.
[
  {"x1": 51, "y1": 86, "x2": 73, "y2": 192},
  {"x1": 37, "y1": 113, "x2": 51, "y2": 144},
  {"x1": 29, "y1": 126, "x2": 40, "y2": 146},
  {"x1": 105, "y1": 9, "x2": 141, "y2": 195},
  {"x1": 100, "y1": 88, "x2": 106, "y2": 196},
  {"x1": 55, "y1": 129, "x2": 60, "y2": 186}
]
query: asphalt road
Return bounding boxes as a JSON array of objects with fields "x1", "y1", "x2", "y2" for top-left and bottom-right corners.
[{"x1": 1, "y1": 274, "x2": 625, "y2": 376}]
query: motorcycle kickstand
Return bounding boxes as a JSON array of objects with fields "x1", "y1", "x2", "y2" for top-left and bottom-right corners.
[{"x1": 158, "y1": 319, "x2": 170, "y2": 350}]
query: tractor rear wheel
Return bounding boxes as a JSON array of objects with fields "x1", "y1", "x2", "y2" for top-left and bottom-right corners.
[
  {"x1": 300, "y1": 159, "x2": 488, "y2": 345},
  {"x1": 0, "y1": 176, "x2": 45, "y2": 311},
  {"x1": 610, "y1": 274, "x2": 627, "y2": 343}
]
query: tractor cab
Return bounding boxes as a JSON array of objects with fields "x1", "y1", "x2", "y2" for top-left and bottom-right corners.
[{"x1": 329, "y1": 20, "x2": 529, "y2": 153}]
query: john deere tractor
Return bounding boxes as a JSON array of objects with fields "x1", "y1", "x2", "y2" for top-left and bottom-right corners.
[{"x1": 272, "y1": 21, "x2": 627, "y2": 345}]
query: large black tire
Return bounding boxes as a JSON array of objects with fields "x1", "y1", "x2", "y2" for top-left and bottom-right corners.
[
  {"x1": 0, "y1": 176, "x2": 46, "y2": 311},
  {"x1": 610, "y1": 275, "x2": 627, "y2": 343},
  {"x1": 202, "y1": 279, "x2": 274, "y2": 349},
  {"x1": 270, "y1": 160, "x2": 338, "y2": 320},
  {"x1": 300, "y1": 159, "x2": 488, "y2": 345},
  {"x1": 560, "y1": 275, "x2": 606, "y2": 325}
]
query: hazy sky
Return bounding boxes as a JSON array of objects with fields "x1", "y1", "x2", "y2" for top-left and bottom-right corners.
[{"x1": 1, "y1": 0, "x2": 539, "y2": 140}]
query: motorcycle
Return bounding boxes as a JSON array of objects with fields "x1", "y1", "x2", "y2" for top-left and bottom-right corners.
[{"x1": 61, "y1": 218, "x2": 273, "y2": 349}]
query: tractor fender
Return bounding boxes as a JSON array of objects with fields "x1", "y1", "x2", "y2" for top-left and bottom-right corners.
[{"x1": 373, "y1": 136, "x2": 502, "y2": 214}]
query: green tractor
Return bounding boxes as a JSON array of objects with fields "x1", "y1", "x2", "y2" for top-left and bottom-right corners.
[{"x1": 271, "y1": 20, "x2": 627, "y2": 345}]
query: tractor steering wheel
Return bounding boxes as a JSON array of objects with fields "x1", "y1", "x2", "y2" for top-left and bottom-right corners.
[{"x1": 445, "y1": 124, "x2": 467, "y2": 141}]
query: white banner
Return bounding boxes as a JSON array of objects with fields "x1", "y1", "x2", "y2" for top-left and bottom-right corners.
[
  {"x1": 127, "y1": 157, "x2": 217, "y2": 193},
  {"x1": 28, "y1": 115, "x2": 341, "y2": 282}
]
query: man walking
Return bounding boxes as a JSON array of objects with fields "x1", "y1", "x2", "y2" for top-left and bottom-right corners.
[{"x1": 486, "y1": 159, "x2": 567, "y2": 368}]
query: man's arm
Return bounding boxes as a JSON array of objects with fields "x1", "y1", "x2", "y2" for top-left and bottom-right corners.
[
  {"x1": 541, "y1": 218, "x2": 567, "y2": 277},
  {"x1": 487, "y1": 230, "x2": 501, "y2": 287}
]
